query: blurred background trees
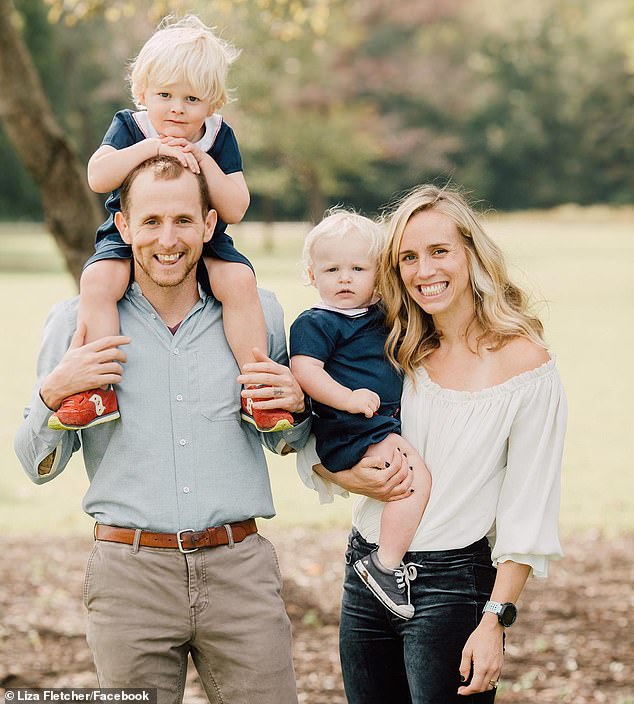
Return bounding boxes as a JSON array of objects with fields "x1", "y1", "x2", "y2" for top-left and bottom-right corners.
[{"x1": 1, "y1": 0, "x2": 633, "y2": 267}]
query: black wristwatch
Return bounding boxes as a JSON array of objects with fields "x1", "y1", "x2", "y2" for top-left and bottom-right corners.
[{"x1": 482, "y1": 600, "x2": 517, "y2": 627}]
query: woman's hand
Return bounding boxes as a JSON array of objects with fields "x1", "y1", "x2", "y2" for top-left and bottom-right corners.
[
  {"x1": 314, "y1": 446, "x2": 413, "y2": 501},
  {"x1": 457, "y1": 561, "x2": 530, "y2": 695},
  {"x1": 457, "y1": 617, "x2": 504, "y2": 696}
]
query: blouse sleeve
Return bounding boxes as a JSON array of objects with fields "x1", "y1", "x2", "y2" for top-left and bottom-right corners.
[
  {"x1": 492, "y1": 367, "x2": 567, "y2": 578},
  {"x1": 296, "y1": 435, "x2": 350, "y2": 504}
]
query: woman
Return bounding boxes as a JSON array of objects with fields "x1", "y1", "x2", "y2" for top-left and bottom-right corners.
[{"x1": 300, "y1": 185, "x2": 567, "y2": 702}]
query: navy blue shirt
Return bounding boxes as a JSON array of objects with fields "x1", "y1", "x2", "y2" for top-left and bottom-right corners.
[
  {"x1": 86, "y1": 110, "x2": 252, "y2": 273},
  {"x1": 290, "y1": 305, "x2": 402, "y2": 471},
  {"x1": 96, "y1": 109, "x2": 241, "y2": 242}
]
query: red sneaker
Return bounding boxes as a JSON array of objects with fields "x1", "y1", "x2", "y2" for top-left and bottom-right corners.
[
  {"x1": 240, "y1": 385, "x2": 294, "y2": 432},
  {"x1": 48, "y1": 387, "x2": 120, "y2": 430}
]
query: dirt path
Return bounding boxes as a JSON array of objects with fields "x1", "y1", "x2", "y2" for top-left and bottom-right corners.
[{"x1": 0, "y1": 529, "x2": 631, "y2": 703}]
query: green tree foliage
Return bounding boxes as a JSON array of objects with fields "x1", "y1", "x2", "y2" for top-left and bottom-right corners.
[
  {"x1": 454, "y1": 0, "x2": 634, "y2": 208},
  {"x1": 1, "y1": 0, "x2": 633, "y2": 236}
]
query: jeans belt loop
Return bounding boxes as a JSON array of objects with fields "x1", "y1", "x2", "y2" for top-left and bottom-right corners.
[{"x1": 224, "y1": 523, "x2": 235, "y2": 549}]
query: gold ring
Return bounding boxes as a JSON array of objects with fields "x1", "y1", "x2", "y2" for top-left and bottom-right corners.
[{"x1": 489, "y1": 680, "x2": 499, "y2": 689}]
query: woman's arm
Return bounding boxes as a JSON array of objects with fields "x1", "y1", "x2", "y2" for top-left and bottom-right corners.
[
  {"x1": 291, "y1": 354, "x2": 380, "y2": 417},
  {"x1": 457, "y1": 560, "x2": 531, "y2": 696}
]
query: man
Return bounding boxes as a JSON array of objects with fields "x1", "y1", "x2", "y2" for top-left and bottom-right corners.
[{"x1": 14, "y1": 156, "x2": 310, "y2": 704}]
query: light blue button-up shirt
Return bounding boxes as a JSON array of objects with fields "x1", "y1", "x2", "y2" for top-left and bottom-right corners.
[{"x1": 14, "y1": 283, "x2": 310, "y2": 532}]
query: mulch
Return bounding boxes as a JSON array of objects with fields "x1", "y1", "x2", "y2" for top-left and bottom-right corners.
[{"x1": 0, "y1": 528, "x2": 631, "y2": 703}]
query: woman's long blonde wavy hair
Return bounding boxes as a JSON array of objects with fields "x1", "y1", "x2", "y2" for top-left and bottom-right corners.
[{"x1": 379, "y1": 185, "x2": 545, "y2": 381}]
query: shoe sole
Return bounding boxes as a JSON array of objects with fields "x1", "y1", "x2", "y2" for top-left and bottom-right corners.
[
  {"x1": 353, "y1": 561, "x2": 414, "y2": 620},
  {"x1": 47, "y1": 410, "x2": 121, "y2": 431},
  {"x1": 240, "y1": 411, "x2": 294, "y2": 433}
]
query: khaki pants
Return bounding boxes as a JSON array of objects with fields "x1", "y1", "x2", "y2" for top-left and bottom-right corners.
[{"x1": 84, "y1": 533, "x2": 297, "y2": 704}]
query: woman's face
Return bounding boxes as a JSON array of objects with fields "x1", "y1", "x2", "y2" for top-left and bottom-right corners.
[{"x1": 398, "y1": 209, "x2": 472, "y2": 318}]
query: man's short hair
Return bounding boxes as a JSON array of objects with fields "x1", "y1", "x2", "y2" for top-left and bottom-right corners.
[{"x1": 119, "y1": 156, "x2": 211, "y2": 218}]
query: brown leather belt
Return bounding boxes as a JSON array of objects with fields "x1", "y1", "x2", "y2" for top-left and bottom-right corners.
[{"x1": 95, "y1": 518, "x2": 257, "y2": 554}]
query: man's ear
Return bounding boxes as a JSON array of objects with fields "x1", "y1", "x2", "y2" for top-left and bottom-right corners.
[
  {"x1": 115, "y1": 211, "x2": 131, "y2": 244},
  {"x1": 203, "y1": 210, "x2": 217, "y2": 243}
]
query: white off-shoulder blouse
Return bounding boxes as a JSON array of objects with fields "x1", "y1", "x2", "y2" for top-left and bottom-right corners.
[{"x1": 297, "y1": 357, "x2": 567, "y2": 578}]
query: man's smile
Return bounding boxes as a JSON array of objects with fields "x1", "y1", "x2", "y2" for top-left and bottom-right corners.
[{"x1": 155, "y1": 252, "x2": 184, "y2": 264}]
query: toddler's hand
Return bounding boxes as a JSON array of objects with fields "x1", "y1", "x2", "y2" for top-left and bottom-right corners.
[
  {"x1": 345, "y1": 388, "x2": 380, "y2": 418},
  {"x1": 157, "y1": 138, "x2": 200, "y2": 173},
  {"x1": 160, "y1": 136, "x2": 206, "y2": 165}
]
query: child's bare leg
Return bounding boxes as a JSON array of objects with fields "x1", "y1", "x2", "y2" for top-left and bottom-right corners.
[
  {"x1": 48, "y1": 259, "x2": 129, "y2": 431},
  {"x1": 79, "y1": 259, "x2": 130, "y2": 343},
  {"x1": 204, "y1": 258, "x2": 266, "y2": 369},
  {"x1": 368, "y1": 433, "x2": 432, "y2": 569}
]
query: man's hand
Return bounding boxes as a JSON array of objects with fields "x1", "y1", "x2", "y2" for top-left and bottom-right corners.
[
  {"x1": 314, "y1": 446, "x2": 413, "y2": 501},
  {"x1": 40, "y1": 322, "x2": 131, "y2": 411},
  {"x1": 237, "y1": 348, "x2": 305, "y2": 414},
  {"x1": 344, "y1": 388, "x2": 380, "y2": 418}
]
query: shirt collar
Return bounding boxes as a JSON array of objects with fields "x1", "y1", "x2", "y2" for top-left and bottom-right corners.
[
  {"x1": 312, "y1": 302, "x2": 368, "y2": 317},
  {"x1": 125, "y1": 280, "x2": 211, "y2": 320},
  {"x1": 312, "y1": 297, "x2": 380, "y2": 318},
  {"x1": 132, "y1": 111, "x2": 223, "y2": 152}
]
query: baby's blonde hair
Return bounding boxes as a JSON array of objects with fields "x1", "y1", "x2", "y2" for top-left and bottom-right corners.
[
  {"x1": 129, "y1": 15, "x2": 240, "y2": 112},
  {"x1": 302, "y1": 209, "x2": 385, "y2": 284}
]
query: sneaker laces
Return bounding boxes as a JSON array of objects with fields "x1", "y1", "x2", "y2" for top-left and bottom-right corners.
[
  {"x1": 393, "y1": 563, "x2": 417, "y2": 595},
  {"x1": 395, "y1": 562, "x2": 421, "y2": 607}
]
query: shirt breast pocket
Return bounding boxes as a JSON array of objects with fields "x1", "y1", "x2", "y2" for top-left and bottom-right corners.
[{"x1": 196, "y1": 351, "x2": 241, "y2": 421}]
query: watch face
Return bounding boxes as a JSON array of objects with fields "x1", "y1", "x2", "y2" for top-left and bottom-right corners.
[{"x1": 500, "y1": 603, "x2": 517, "y2": 627}]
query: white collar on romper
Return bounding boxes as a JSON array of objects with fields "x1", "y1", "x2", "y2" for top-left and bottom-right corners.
[
  {"x1": 132, "y1": 110, "x2": 224, "y2": 153},
  {"x1": 312, "y1": 297, "x2": 380, "y2": 318}
]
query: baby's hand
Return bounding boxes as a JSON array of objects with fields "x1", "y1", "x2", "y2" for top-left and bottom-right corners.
[{"x1": 345, "y1": 388, "x2": 380, "y2": 418}]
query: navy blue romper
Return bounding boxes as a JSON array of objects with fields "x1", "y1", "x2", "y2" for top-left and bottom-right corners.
[
  {"x1": 290, "y1": 305, "x2": 402, "y2": 471},
  {"x1": 84, "y1": 109, "x2": 253, "y2": 277}
]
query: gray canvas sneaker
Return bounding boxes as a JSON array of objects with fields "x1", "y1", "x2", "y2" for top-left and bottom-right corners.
[{"x1": 353, "y1": 549, "x2": 415, "y2": 619}]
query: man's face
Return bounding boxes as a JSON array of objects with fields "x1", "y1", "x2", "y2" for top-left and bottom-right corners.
[{"x1": 116, "y1": 170, "x2": 216, "y2": 290}]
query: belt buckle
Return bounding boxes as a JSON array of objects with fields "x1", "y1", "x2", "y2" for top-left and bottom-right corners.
[{"x1": 176, "y1": 529, "x2": 198, "y2": 554}]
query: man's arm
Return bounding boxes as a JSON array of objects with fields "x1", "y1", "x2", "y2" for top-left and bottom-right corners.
[
  {"x1": 238, "y1": 347, "x2": 311, "y2": 454},
  {"x1": 14, "y1": 301, "x2": 130, "y2": 483},
  {"x1": 236, "y1": 290, "x2": 311, "y2": 454}
]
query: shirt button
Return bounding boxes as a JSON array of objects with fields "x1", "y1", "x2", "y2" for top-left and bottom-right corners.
[
  {"x1": 179, "y1": 439, "x2": 186, "y2": 446},
  {"x1": 183, "y1": 487, "x2": 190, "y2": 494},
  {"x1": 151, "y1": 313, "x2": 156, "y2": 319},
  {"x1": 173, "y1": 348, "x2": 180, "y2": 355},
  {"x1": 176, "y1": 394, "x2": 183, "y2": 401}
]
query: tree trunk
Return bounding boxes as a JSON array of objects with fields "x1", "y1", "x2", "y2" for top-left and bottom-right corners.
[
  {"x1": 0, "y1": 0, "x2": 101, "y2": 284},
  {"x1": 305, "y1": 171, "x2": 326, "y2": 224}
]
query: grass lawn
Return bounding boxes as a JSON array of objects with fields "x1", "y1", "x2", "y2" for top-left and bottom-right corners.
[{"x1": 1, "y1": 211, "x2": 633, "y2": 536}]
